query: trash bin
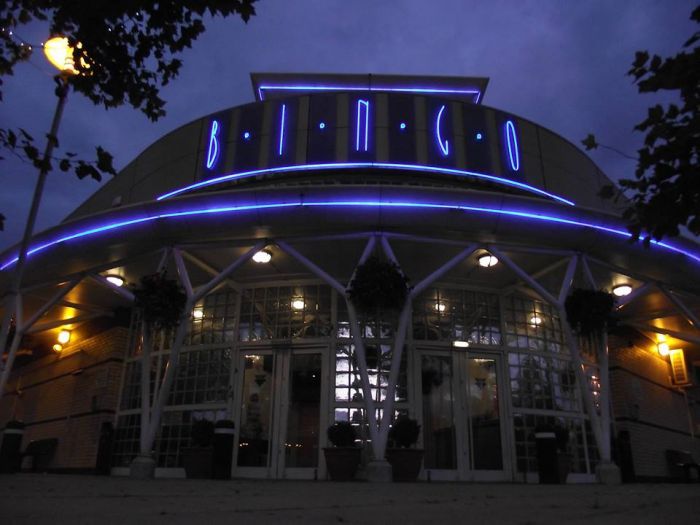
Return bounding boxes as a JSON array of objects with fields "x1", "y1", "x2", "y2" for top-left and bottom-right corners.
[
  {"x1": 534, "y1": 429, "x2": 559, "y2": 484},
  {"x1": 212, "y1": 420, "x2": 235, "y2": 480},
  {"x1": 0, "y1": 421, "x2": 25, "y2": 474},
  {"x1": 95, "y1": 421, "x2": 114, "y2": 475}
]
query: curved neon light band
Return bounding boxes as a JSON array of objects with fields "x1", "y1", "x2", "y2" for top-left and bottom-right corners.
[
  {"x1": 505, "y1": 120, "x2": 520, "y2": 171},
  {"x1": 205, "y1": 120, "x2": 220, "y2": 170},
  {"x1": 278, "y1": 104, "x2": 286, "y2": 156},
  {"x1": 436, "y1": 105, "x2": 449, "y2": 156},
  {"x1": 2, "y1": 199, "x2": 699, "y2": 271},
  {"x1": 258, "y1": 85, "x2": 481, "y2": 103},
  {"x1": 156, "y1": 162, "x2": 575, "y2": 206}
]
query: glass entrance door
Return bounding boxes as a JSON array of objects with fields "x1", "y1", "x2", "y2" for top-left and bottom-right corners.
[
  {"x1": 234, "y1": 349, "x2": 325, "y2": 479},
  {"x1": 420, "y1": 350, "x2": 510, "y2": 480}
]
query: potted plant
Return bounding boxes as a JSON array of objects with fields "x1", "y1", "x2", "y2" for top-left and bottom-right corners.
[
  {"x1": 385, "y1": 417, "x2": 424, "y2": 482},
  {"x1": 181, "y1": 418, "x2": 215, "y2": 479},
  {"x1": 324, "y1": 421, "x2": 361, "y2": 481},
  {"x1": 0, "y1": 420, "x2": 25, "y2": 473},
  {"x1": 347, "y1": 257, "x2": 409, "y2": 314}
]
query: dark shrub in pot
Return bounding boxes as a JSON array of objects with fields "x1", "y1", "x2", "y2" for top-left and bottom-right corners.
[
  {"x1": 386, "y1": 417, "x2": 424, "y2": 482},
  {"x1": 324, "y1": 422, "x2": 361, "y2": 481}
]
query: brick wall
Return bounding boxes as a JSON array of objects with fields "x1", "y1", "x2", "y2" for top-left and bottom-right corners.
[
  {"x1": 609, "y1": 338, "x2": 700, "y2": 479},
  {"x1": 0, "y1": 327, "x2": 128, "y2": 471}
]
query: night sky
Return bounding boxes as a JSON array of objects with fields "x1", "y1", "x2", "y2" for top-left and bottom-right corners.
[{"x1": 0, "y1": 0, "x2": 696, "y2": 251}]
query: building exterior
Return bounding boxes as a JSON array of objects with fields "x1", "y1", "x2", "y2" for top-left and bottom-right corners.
[{"x1": 1, "y1": 73, "x2": 699, "y2": 482}]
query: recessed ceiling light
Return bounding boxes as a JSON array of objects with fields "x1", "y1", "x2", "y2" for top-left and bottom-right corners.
[
  {"x1": 657, "y1": 342, "x2": 670, "y2": 356},
  {"x1": 478, "y1": 254, "x2": 498, "y2": 268},
  {"x1": 252, "y1": 250, "x2": 272, "y2": 264},
  {"x1": 105, "y1": 274, "x2": 124, "y2": 287},
  {"x1": 612, "y1": 284, "x2": 633, "y2": 297},
  {"x1": 453, "y1": 340, "x2": 470, "y2": 348},
  {"x1": 57, "y1": 329, "x2": 71, "y2": 345}
]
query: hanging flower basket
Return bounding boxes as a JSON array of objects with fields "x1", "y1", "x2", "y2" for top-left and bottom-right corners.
[
  {"x1": 347, "y1": 257, "x2": 409, "y2": 314},
  {"x1": 133, "y1": 272, "x2": 187, "y2": 329},
  {"x1": 564, "y1": 288, "x2": 616, "y2": 341}
]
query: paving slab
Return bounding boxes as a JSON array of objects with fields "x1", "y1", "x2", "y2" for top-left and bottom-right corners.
[{"x1": 0, "y1": 474, "x2": 698, "y2": 524}]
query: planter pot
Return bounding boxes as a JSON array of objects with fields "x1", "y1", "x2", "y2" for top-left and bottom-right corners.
[
  {"x1": 182, "y1": 447, "x2": 213, "y2": 479},
  {"x1": 557, "y1": 453, "x2": 571, "y2": 484},
  {"x1": 386, "y1": 448, "x2": 424, "y2": 482},
  {"x1": 324, "y1": 447, "x2": 361, "y2": 481}
]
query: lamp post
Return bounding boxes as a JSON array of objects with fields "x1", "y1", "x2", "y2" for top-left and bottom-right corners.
[{"x1": 0, "y1": 37, "x2": 79, "y2": 400}]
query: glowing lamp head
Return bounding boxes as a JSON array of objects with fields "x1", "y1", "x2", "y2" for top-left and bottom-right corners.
[
  {"x1": 57, "y1": 329, "x2": 71, "y2": 345},
  {"x1": 657, "y1": 342, "x2": 670, "y2": 356},
  {"x1": 291, "y1": 298, "x2": 305, "y2": 311},
  {"x1": 192, "y1": 307, "x2": 204, "y2": 320},
  {"x1": 478, "y1": 254, "x2": 499, "y2": 268},
  {"x1": 612, "y1": 284, "x2": 633, "y2": 297},
  {"x1": 44, "y1": 36, "x2": 86, "y2": 75},
  {"x1": 52, "y1": 343, "x2": 63, "y2": 353},
  {"x1": 252, "y1": 250, "x2": 272, "y2": 264},
  {"x1": 452, "y1": 340, "x2": 470, "y2": 348},
  {"x1": 529, "y1": 315, "x2": 543, "y2": 326},
  {"x1": 434, "y1": 302, "x2": 446, "y2": 312},
  {"x1": 105, "y1": 274, "x2": 124, "y2": 287}
]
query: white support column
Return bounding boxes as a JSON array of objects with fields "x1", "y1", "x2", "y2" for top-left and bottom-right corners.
[
  {"x1": 598, "y1": 332, "x2": 612, "y2": 463},
  {"x1": 181, "y1": 251, "x2": 241, "y2": 292},
  {"x1": 626, "y1": 322, "x2": 700, "y2": 346},
  {"x1": 0, "y1": 295, "x2": 22, "y2": 399},
  {"x1": 486, "y1": 247, "x2": 609, "y2": 472},
  {"x1": 558, "y1": 310, "x2": 606, "y2": 462},
  {"x1": 558, "y1": 256, "x2": 578, "y2": 305},
  {"x1": 90, "y1": 274, "x2": 136, "y2": 303},
  {"x1": 21, "y1": 277, "x2": 83, "y2": 333},
  {"x1": 172, "y1": 248, "x2": 194, "y2": 300},
  {"x1": 580, "y1": 255, "x2": 598, "y2": 290},
  {"x1": 375, "y1": 244, "x2": 477, "y2": 456},
  {"x1": 25, "y1": 312, "x2": 108, "y2": 334},
  {"x1": 277, "y1": 237, "x2": 383, "y2": 457},
  {"x1": 658, "y1": 285, "x2": 700, "y2": 330},
  {"x1": 615, "y1": 282, "x2": 652, "y2": 311},
  {"x1": 193, "y1": 242, "x2": 266, "y2": 302},
  {"x1": 156, "y1": 247, "x2": 171, "y2": 273},
  {"x1": 487, "y1": 246, "x2": 559, "y2": 306}
]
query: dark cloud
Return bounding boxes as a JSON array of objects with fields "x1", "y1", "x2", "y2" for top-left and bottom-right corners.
[{"x1": 0, "y1": 0, "x2": 696, "y2": 250}]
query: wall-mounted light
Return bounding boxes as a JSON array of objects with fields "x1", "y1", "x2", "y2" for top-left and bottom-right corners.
[
  {"x1": 192, "y1": 307, "x2": 204, "y2": 320},
  {"x1": 478, "y1": 254, "x2": 498, "y2": 268},
  {"x1": 434, "y1": 302, "x2": 446, "y2": 312},
  {"x1": 529, "y1": 315, "x2": 543, "y2": 326},
  {"x1": 52, "y1": 343, "x2": 63, "y2": 353},
  {"x1": 612, "y1": 284, "x2": 633, "y2": 297},
  {"x1": 291, "y1": 298, "x2": 305, "y2": 311},
  {"x1": 57, "y1": 329, "x2": 71, "y2": 345},
  {"x1": 453, "y1": 340, "x2": 470, "y2": 348},
  {"x1": 105, "y1": 274, "x2": 124, "y2": 287},
  {"x1": 252, "y1": 249, "x2": 272, "y2": 264},
  {"x1": 657, "y1": 342, "x2": 670, "y2": 356}
]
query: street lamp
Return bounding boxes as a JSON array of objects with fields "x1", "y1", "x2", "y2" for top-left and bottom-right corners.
[{"x1": 0, "y1": 36, "x2": 84, "y2": 400}]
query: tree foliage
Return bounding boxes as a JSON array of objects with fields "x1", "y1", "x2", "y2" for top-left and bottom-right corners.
[
  {"x1": 0, "y1": 1, "x2": 258, "y2": 231},
  {"x1": 587, "y1": 7, "x2": 699, "y2": 243}
]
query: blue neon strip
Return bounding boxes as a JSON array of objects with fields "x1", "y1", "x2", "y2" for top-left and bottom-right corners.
[
  {"x1": 278, "y1": 104, "x2": 286, "y2": 156},
  {"x1": 436, "y1": 105, "x2": 449, "y2": 156},
  {"x1": 156, "y1": 162, "x2": 576, "y2": 206},
  {"x1": 356, "y1": 99, "x2": 369, "y2": 152},
  {"x1": 258, "y1": 85, "x2": 481, "y2": 103},
  {"x1": 506, "y1": 120, "x2": 520, "y2": 171},
  {"x1": 205, "y1": 120, "x2": 220, "y2": 170},
  {"x1": 3, "y1": 199, "x2": 699, "y2": 271}
]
